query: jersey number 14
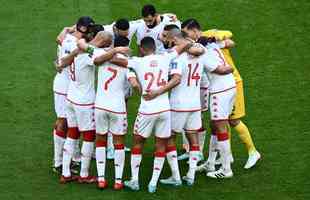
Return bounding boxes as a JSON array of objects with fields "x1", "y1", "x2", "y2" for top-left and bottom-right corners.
[{"x1": 187, "y1": 63, "x2": 200, "y2": 86}]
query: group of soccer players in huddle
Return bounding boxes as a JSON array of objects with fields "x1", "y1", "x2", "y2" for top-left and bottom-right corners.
[{"x1": 52, "y1": 4, "x2": 261, "y2": 193}]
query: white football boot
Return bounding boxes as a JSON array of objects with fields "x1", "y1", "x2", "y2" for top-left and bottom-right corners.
[
  {"x1": 244, "y1": 151, "x2": 261, "y2": 169},
  {"x1": 182, "y1": 175, "x2": 194, "y2": 186},
  {"x1": 160, "y1": 176, "x2": 182, "y2": 186},
  {"x1": 207, "y1": 168, "x2": 233, "y2": 179},
  {"x1": 196, "y1": 161, "x2": 215, "y2": 173},
  {"x1": 124, "y1": 179, "x2": 140, "y2": 191},
  {"x1": 148, "y1": 183, "x2": 157, "y2": 193}
]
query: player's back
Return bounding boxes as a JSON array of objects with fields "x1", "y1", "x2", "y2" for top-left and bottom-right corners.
[
  {"x1": 170, "y1": 52, "x2": 203, "y2": 111},
  {"x1": 96, "y1": 54, "x2": 128, "y2": 113},
  {"x1": 53, "y1": 34, "x2": 77, "y2": 94},
  {"x1": 203, "y1": 43, "x2": 236, "y2": 93},
  {"x1": 128, "y1": 53, "x2": 172, "y2": 114},
  {"x1": 67, "y1": 49, "x2": 103, "y2": 104}
]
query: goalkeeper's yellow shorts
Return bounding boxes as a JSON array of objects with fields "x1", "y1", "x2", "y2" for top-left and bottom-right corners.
[{"x1": 229, "y1": 81, "x2": 246, "y2": 120}]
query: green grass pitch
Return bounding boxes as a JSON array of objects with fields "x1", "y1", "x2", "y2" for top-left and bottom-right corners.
[{"x1": 0, "y1": 0, "x2": 309, "y2": 199}]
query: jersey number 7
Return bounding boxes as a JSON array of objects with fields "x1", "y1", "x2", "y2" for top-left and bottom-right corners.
[{"x1": 104, "y1": 67, "x2": 117, "y2": 90}]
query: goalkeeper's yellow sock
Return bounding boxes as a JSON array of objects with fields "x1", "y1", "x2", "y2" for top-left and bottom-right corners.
[{"x1": 234, "y1": 121, "x2": 257, "y2": 154}]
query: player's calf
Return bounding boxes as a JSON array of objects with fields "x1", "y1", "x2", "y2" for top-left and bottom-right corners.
[
  {"x1": 96, "y1": 134, "x2": 108, "y2": 188},
  {"x1": 79, "y1": 130, "x2": 96, "y2": 183},
  {"x1": 113, "y1": 135, "x2": 125, "y2": 190},
  {"x1": 61, "y1": 127, "x2": 80, "y2": 181},
  {"x1": 124, "y1": 135, "x2": 145, "y2": 191},
  {"x1": 213, "y1": 120, "x2": 233, "y2": 175},
  {"x1": 160, "y1": 134, "x2": 181, "y2": 185},
  {"x1": 183, "y1": 131, "x2": 200, "y2": 185},
  {"x1": 53, "y1": 118, "x2": 67, "y2": 171},
  {"x1": 148, "y1": 137, "x2": 167, "y2": 193}
]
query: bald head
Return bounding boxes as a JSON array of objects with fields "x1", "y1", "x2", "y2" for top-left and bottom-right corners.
[
  {"x1": 96, "y1": 31, "x2": 112, "y2": 41},
  {"x1": 92, "y1": 31, "x2": 113, "y2": 47},
  {"x1": 167, "y1": 27, "x2": 183, "y2": 39}
]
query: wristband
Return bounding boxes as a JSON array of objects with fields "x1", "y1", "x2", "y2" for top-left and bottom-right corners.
[{"x1": 86, "y1": 46, "x2": 95, "y2": 56}]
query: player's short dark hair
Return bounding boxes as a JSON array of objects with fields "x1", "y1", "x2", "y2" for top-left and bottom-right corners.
[
  {"x1": 142, "y1": 4, "x2": 156, "y2": 17},
  {"x1": 115, "y1": 18, "x2": 129, "y2": 31},
  {"x1": 197, "y1": 36, "x2": 216, "y2": 46},
  {"x1": 164, "y1": 24, "x2": 180, "y2": 31},
  {"x1": 76, "y1": 16, "x2": 95, "y2": 33},
  {"x1": 140, "y1": 36, "x2": 156, "y2": 51},
  {"x1": 90, "y1": 24, "x2": 105, "y2": 37},
  {"x1": 114, "y1": 36, "x2": 130, "y2": 47},
  {"x1": 181, "y1": 18, "x2": 201, "y2": 30}
]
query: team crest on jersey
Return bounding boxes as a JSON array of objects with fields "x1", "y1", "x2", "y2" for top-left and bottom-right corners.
[
  {"x1": 150, "y1": 60, "x2": 158, "y2": 67},
  {"x1": 65, "y1": 50, "x2": 71, "y2": 54},
  {"x1": 170, "y1": 62, "x2": 177, "y2": 69}
]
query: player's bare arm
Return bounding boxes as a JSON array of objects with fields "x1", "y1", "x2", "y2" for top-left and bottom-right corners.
[
  {"x1": 109, "y1": 57, "x2": 128, "y2": 68},
  {"x1": 128, "y1": 77, "x2": 142, "y2": 94},
  {"x1": 143, "y1": 74, "x2": 181, "y2": 101},
  {"x1": 186, "y1": 43, "x2": 205, "y2": 56},
  {"x1": 93, "y1": 47, "x2": 129, "y2": 66},
  {"x1": 222, "y1": 39, "x2": 235, "y2": 48},
  {"x1": 55, "y1": 48, "x2": 80, "y2": 71},
  {"x1": 61, "y1": 48, "x2": 79, "y2": 65},
  {"x1": 56, "y1": 25, "x2": 76, "y2": 45},
  {"x1": 212, "y1": 64, "x2": 233, "y2": 74},
  {"x1": 75, "y1": 35, "x2": 130, "y2": 66},
  {"x1": 167, "y1": 29, "x2": 194, "y2": 55}
]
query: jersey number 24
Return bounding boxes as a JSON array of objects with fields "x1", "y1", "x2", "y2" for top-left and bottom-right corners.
[{"x1": 144, "y1": 70, "x2": 166, "y2": 90}]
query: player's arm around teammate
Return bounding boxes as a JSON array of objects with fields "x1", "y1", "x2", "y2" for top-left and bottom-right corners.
[
  {"x1": 95, "y1": 36, "x2": 131, "y2": 190},
  {"x1": 182, "y1": 19, "x2": 237, "y2": 178},
  {"x1": 52, "y1": 17, "x2": 95, "y2": 175},
  {"x1": 203, "y1": 30, "x2": 261, "y2": 169}
]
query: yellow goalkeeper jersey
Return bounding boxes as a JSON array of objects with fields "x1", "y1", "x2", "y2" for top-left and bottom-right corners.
[{"x1": 202, "y1": 30, "x2": 242, "y2": 83}]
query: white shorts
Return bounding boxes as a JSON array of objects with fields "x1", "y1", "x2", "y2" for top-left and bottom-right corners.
[
  {"x1": 54, "y1": 92, "x2": 67, "y2": 118},
  {"x1": 66, "y1": 101, "x2": 95, "y2": 131},
  {"x1": 210, "y1": 88, "x2": 236, "y2": 121},
  {"x1": 134, "y1": 111, "x2": 171, "y2": 139},
  {"x1": 200, "y1": 88, "x2": 209, "y2": 112},
  {"x1": 171, "y1": 111, "x2": 202, "y2": 133},
  {"x1": 95, "y1": 108, "x2": 127, "y2": 135}
]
